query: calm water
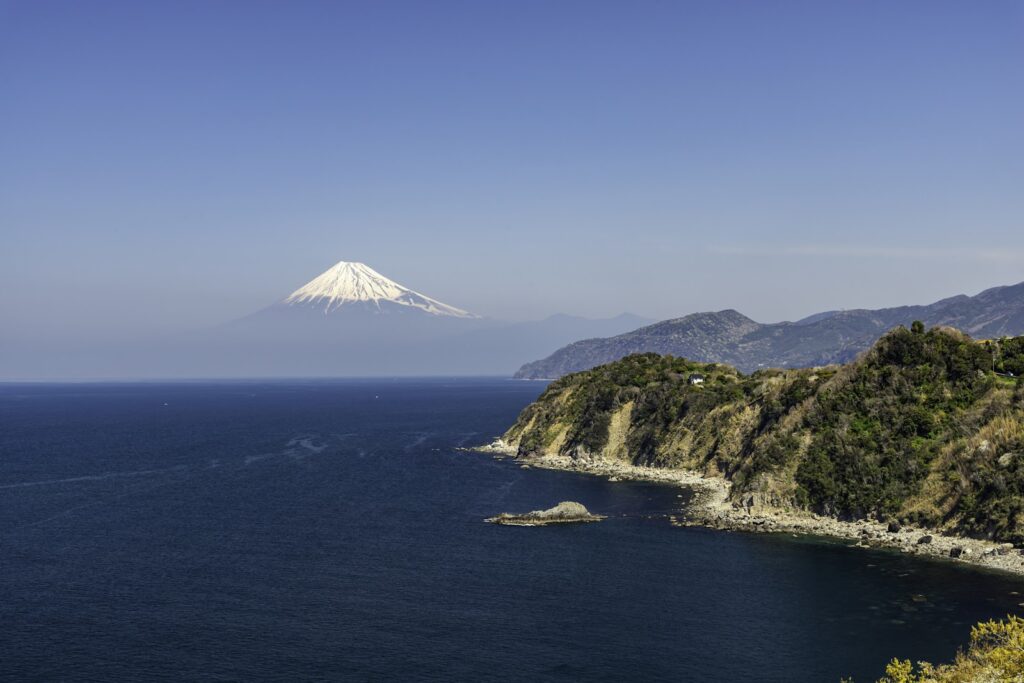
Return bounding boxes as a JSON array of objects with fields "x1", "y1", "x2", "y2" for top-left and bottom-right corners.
[{"x1": 2, "y1": 379, "x2": 1022, "y2": 682}]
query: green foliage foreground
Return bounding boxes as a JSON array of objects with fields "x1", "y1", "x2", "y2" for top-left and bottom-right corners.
[{"x1": 868, "y1": 615, "x2": 1024, "y2": 682}]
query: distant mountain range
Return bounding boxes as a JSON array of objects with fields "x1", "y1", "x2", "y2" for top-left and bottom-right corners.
[
  {"x1": 0, "y1": 260, "x2": 649, "y2": 379},
  {"x1": 514, "y1": 280, "x2": 1024, "y2": 378},
  {"x1": 190, "y1": 260, "x2": 651, "y2": 377},
  {"x1": 7, "y1": 260, "x2": 1024, "y2": 381}
]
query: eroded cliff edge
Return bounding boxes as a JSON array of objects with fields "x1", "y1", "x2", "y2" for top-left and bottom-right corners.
[{"x1": 494, "y1": 325, "x2": 1024, "y2": 570}]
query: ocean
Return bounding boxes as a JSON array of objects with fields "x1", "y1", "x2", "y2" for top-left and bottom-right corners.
[{"x1": 2, "y1": 379, "x2": 1021, "y2": 681}]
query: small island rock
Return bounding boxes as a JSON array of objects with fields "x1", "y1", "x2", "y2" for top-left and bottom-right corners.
[{"x1": 486, "y1": 501, "x2": 605, "y2": 526}]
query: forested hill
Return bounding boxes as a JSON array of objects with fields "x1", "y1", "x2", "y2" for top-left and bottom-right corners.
[
  {"x1": 514, "y1": 280, "x2": 1024, "y2": 379},
  {"x1": 504, "y1": 325, "x2": 1024, "y2": 541}
]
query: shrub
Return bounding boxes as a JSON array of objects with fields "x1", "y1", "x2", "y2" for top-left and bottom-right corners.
[{"x1": 874, "y1": 615, "x2": 1024, "y2": 682}]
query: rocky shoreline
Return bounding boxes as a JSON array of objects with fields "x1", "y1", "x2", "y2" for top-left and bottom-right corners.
[{"x1": 474, "y1": 440, "x2": 1024, "y2": 579}]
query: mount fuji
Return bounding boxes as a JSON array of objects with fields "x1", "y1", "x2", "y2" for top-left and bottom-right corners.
[
  {"x1": 110, "y1": 260, "x2": 651, "y2": 378},
  {"x1": 281, "y1": 261, "x2": 478, "y2": 318},
  {"x1": 1, "y1": 260, "x2": 649, "y2": 379},
  {"x1": 217, "y1": 261, "x2": 487, "y2": 349}
]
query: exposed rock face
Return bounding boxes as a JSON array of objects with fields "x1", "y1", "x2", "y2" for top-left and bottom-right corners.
[
  {"x1": 515, "y1": 280, "x2": 1024, "y2": 379},
  {"x1": 486, "y1": 501, "x2": 605, "y2": 526},
  {"x1": 502, "y1": 327, "x2": 1024, "y2": 543}
]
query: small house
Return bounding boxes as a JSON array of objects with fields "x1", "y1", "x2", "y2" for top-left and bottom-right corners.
[{"x1": 688, "y1": 373, "x2": 705, "y2": 385}]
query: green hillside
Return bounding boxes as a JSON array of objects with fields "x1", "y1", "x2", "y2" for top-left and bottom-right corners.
[{"x1": 504, "y1": 325, "x2": 1024, "y2": 541}]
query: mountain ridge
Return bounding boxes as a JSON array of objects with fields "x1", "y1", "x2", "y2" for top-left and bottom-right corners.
[{"x1": 515, "y1": 280, "x2": 1024, "y2": 379}]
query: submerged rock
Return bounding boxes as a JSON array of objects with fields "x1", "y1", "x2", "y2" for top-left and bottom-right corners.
[{"x1": 486, "y1": 501, "x2": 605, "y2": 526}]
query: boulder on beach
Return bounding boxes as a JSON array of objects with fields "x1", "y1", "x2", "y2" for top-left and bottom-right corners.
[{"x1": 486, "y1": 501, "x2": 605, "y2": 526}]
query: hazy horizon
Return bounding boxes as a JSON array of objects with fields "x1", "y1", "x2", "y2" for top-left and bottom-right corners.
[{"x1": 3, "y1": 1, "x2": 1023, "y2": 346}]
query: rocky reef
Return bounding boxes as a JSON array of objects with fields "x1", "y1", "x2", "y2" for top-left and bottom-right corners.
[{"x1": 486, "y1": 501, "x2": 605, "y2": 526}]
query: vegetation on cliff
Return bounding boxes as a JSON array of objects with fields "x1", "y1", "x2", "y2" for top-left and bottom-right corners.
[{"x1": 504, "y1": 325, "x2": 1024, "y2": 541}]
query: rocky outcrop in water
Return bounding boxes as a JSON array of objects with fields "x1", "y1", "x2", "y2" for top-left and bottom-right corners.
[{"x1": 486, "y1": 501, "x2": 605, "y2": 526}]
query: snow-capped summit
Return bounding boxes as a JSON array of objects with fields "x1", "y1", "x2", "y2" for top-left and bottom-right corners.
[{"x1": 284, "y1": 261, "x2": 477, "y2": 318}]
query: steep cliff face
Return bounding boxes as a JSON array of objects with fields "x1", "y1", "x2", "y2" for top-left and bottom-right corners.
[{"x1": 504, "y1": 328, "x2": 1024, "y2": 541}]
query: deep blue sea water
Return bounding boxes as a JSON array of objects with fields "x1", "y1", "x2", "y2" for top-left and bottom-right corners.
[{"x1": 2, "y1": 379, "x2": 1023, "y2": 682}]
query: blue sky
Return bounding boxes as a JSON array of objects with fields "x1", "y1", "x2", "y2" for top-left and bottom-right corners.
[{"x1": 2, "y1": 0, "x2": 1022, "y2": 339}]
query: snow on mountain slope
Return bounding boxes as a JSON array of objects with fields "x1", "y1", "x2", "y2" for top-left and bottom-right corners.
[{"x1": 283, "y1": 261, "x2": 477, "y2": 318}]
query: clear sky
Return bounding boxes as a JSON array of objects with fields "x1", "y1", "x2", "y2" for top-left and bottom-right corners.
[{"x1": 2, "y1": 0, "x2": 1022, "y2": 341}]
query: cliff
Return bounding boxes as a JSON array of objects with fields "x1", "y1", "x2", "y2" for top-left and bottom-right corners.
[{"x1": 503, "y1": 326, "x2": 1024, "y2": 542}]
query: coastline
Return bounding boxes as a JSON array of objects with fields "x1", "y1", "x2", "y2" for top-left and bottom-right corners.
[{"x1": 475, "y1": 440, "x2": 1024, "y2": 579}]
